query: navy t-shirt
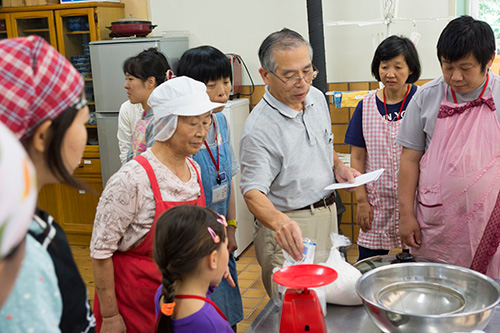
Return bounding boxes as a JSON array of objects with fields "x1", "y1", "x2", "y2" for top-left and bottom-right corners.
[{"x1": 345, "y1": 85, "x2": 417, "y2": 148}]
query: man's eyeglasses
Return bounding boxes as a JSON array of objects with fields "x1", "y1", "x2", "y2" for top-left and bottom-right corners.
[{"x1": 269, "y1": 66, "x2": 318, "y2": 86}]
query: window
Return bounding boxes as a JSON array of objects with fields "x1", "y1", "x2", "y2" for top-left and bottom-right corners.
[{"x1": 470, "y1": 0, "x2": 500, "y2": 53}]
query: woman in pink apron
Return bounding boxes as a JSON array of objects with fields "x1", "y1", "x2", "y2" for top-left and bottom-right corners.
[
  {"x1": 117, "y1": 48, "x2": 174, "y2": 164},
  {"x1": 91, "y1": 77, "x2": 225, "y2": 332},
  {"x1": 397, "y1": 16, "x2": 500, "y2": 278},
  {"x1": 345, "y1": 36, "x2": 421, "y2": 261}
]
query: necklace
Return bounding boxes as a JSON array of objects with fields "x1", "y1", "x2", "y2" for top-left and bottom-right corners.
[{"x1": 383, "y1": 84, "x2": 410, "y2": 121}]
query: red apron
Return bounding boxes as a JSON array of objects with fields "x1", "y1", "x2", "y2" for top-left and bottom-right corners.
[
  {"x1": 413, "y1": 77, "x2": 500, "y2": 278},
  {"x1": 94, "y1": 155, "x2": 206, "y2": 332}
]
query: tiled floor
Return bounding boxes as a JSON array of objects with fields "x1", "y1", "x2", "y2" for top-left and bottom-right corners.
[
  {"x1": 234, "y1": 245, "x2": 268, "y2": 331},
  {"x1": 71, "y1": 242, "x2": 363, "y2": 332}
]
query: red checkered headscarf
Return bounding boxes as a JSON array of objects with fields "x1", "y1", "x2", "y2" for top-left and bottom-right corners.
[{"x1": 0, "y1": 36, "x2": 83, "y2": 140}]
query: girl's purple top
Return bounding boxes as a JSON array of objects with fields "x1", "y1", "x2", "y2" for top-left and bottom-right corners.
[{"x1": 154, "y1": 285, "x2": 232, "y2": 332}]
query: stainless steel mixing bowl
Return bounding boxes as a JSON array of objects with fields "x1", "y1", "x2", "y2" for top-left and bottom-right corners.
[{"x1": 356, "y1": 263, "x2": 500, "y2": 333}]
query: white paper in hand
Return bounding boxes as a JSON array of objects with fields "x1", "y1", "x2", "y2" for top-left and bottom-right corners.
[{"x1": 324, "y1": 168, "x2": 384, "y2": 190}]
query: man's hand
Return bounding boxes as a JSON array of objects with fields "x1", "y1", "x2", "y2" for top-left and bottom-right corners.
[
  {"x1": 356, "y1": 201, "x2": 373, "y2": 232},
  {"x1": 274, "y1": 216, "x2": 304, "y2": 261},
  {"x1": 399, "y1": 214, "x2": 422, "y2": 248},
  {"x1": 227, "y1": 226, "x2": 238, "y2": 253},
  {"x1": 335, "y1": 163, "x2": 362, "y2": 193},
  {"x1": 101, "y1": 313, "x2": 126, "y2": 333}
]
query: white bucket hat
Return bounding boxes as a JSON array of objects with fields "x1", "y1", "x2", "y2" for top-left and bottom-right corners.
[{"x1": 148, "y1": 76, "x2": 225, "y2": 142}]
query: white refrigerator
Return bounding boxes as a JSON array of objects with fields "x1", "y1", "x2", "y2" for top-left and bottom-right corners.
[
  {"x1": 89, "y1": 37, "x2": 189, "y2": 185},
  {"x1": 223, "y1": 99, "x2": 253, "y2": 257}
]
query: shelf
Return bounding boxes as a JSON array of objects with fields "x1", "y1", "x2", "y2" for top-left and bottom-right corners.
[
  {"x1": 87, "y1": 102, "x2": 95, "y2": 105},
  {"x1": 0, "y1": 30, "x2": 6, "y2": 34},
  {"x1": 86, "y1": 125, "x2": 97, "y2": 128},
  {"x1": 84, "y1": 78, "x2": 93, "y2": 81},
  {"x1": 23, "y1": 28, "x2": 50, "y2": 32},
  {"x1": 66, "y1": 30, "x2": 90, "y2": 35}
]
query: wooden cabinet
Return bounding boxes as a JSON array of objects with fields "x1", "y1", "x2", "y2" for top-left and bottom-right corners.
[
  {"x1": 38, "y1": 146, "x2": 103, "y2": 245},
  {"x1": 10, "y1": 10, "x2": 57, "y2": 47},
  {"x1": 0, "y1": 13, "x2": 14, "y2": 39},
  {"x1": 0, "y1": 3, "x2": 125, "y2": 245}
]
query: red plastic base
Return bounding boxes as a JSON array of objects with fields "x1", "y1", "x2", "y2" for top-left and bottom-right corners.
[{"x1": 279, "y1": 288, "x2": 326, "y2": 333}]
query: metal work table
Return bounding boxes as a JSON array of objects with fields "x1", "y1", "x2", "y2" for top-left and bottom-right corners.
[{"x1": 246, "y1": 299, "x2": 500, "y2": 332}]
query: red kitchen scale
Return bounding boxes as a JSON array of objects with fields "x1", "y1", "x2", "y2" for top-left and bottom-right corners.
[{"x1": 273, "y1": 264, "x2": 338, "y2": 333}]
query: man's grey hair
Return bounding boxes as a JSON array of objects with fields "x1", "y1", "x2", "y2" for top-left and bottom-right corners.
[{"x1": 258, "y1": 28, "x2": 313, "y2": 72}]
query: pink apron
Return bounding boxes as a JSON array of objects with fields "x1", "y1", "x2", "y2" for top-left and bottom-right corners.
[
  {"x1": 131, "y1": 109, "x2": 152, "y2": 157},
  {"x1": 358, "y1": 92, "x2": 403, "y2": 249},
  {"x1": 413, "y1": 76, "x2": 500, "y2": 278},
  {"x1": 94, "y1": 155, "x2": 206, "y2": 332}
]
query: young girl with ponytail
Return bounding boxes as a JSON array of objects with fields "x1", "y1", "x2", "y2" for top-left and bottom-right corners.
[{"x1": 154, "y1": 205, "x2": 233, "y2": 332}]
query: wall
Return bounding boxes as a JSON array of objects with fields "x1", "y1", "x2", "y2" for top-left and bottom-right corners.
[
  {"x1": 121, "y1": 0, "x2": 148, "y2": 20},
  {"x1": 149, "y1": 0, "x2": 454, "y2": 84},
  {"x1": 324, "y1": 0, "x2": 453, "y2": 81}
]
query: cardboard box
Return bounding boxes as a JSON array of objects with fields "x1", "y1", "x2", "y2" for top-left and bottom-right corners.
[
  {"x1": 26, "y1": 0, "x2": 59, "y2": 5},
  {"x1": 2, "y1": 0, "x2": 26, "y2": 7}
]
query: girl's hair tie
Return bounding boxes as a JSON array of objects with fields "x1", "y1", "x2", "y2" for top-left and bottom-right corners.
[
  {"x1": 207, "y1": 227, "x2": 220, "y2": 243},
  {"x1": 161, "y1": 302, "x2": 176, "y2": 316},
  {"x1": 216, "y1": 214, "x2": 227, "y2": 227}
]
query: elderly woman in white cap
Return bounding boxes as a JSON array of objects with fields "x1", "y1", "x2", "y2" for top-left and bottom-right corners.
[{"x1": 90, "y1": 76, "x2": 225, "y2": 333}]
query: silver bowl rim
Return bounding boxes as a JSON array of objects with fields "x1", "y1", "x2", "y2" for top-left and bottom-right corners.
[{"x1": 356, "y1": 262, "x2": 500, "y2": 318}]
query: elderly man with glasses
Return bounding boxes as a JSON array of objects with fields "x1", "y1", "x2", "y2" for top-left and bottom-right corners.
[{"x1": 239, "y1": 28, "x2": 360, "y2": 296}]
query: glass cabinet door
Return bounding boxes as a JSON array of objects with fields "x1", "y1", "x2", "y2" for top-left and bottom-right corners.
[
  {"x1": 55, "y1": 9, "x2": 96, "y2": 61},
  {"x1": 55, "y1": 9, "x2": 98, "y2": 141},
  {"x1": 10, "y1": 11, "x2": 57, "y2": 48},
  {"x1": 0, "y1": 13, "x2": 13, "y2": 40}
]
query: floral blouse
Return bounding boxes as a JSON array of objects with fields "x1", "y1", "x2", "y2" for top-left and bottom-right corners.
[{"x1": 90, "y1": 148, "x2": 202, "y2": 259}]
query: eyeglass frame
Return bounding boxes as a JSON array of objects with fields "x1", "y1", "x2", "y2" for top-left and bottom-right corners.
[{"x1": 268, "y1": 64, "x2": 319, "y2": 86}]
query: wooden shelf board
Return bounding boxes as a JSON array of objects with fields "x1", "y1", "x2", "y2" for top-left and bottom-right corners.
[
  {"x1": 66, "y1": 30, "x2": 90, "y2": 35},
  {"x1": 23, "y1": 28, "x2": 50, "y2": 32}
]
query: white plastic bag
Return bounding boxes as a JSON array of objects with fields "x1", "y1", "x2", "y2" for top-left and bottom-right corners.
[{"x1": 319, "y1": 233, "x2": 362, "y2": 306}]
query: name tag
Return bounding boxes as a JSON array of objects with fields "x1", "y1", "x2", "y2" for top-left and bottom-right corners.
[{"x1": 212, "y1": 182, "x2": 228, "y2": 204}]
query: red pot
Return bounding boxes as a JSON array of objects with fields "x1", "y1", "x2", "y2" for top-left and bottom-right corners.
[{"x1": 106, "y1": 15, "x2": 157, "y2": 38}]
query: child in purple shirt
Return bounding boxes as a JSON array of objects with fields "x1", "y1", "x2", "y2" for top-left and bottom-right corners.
[{"x1": 153, "y1": 206, "x2": 234, "y2": 333}]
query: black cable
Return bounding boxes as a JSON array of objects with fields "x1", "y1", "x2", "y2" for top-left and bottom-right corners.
[{"x1": 226, "y1": 53, "x2": 255, "y2": 97}]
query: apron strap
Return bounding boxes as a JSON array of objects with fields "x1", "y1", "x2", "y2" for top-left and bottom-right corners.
[
  {"x1": 470, "y1": 191, "x2": 500, "y2": 274},
  {"x1": 175, "y1": 294, "x2": 228, "y2": 321},
  {"x1": 134, "y1": 155, "x2": 164, "y2": 203}
]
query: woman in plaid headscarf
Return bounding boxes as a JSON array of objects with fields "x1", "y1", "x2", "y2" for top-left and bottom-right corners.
[{"x1": 0, "y1": 36, "x2": 95, "y2": 332}]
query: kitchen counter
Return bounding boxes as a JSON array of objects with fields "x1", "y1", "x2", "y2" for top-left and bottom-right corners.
[{"x1": 246, "y1": 299, "x2": 500, "y2": 332}]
